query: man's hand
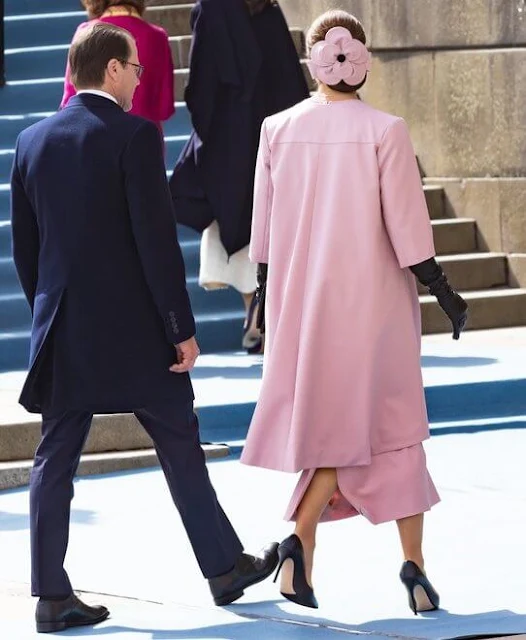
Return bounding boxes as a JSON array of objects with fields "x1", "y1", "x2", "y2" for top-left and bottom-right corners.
[{"x1": 170, "y1": 336, "x2": 200, "y2": 373}]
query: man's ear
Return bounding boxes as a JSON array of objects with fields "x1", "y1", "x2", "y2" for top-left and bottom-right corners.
[{"x1": 106, "y1": 57, "x2": 120, "y2": 80}]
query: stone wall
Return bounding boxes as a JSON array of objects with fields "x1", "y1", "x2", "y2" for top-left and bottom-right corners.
[{"x1": 279, "y1": 0, "x2": 526, "y2": 252}]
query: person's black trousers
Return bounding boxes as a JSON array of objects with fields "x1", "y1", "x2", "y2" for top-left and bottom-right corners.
[{"x1": 30, "y1": 399, "x2": 243, "y2": 597}]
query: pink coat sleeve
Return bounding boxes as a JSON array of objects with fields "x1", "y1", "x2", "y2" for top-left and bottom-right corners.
[
  {"x1": 378, "y1": 118, "x2": 435, "y2": 268},
  {"x1": 249, "y1": 121, "x2": 273, "y2": 264}
]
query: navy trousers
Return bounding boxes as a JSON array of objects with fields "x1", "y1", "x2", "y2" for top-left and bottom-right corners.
[{"x1": 30, "y1": 399, "x2": 243, "y2": 598}]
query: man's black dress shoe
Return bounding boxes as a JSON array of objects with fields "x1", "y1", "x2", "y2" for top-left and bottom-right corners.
[
  {"x1": 209, "y1": 542, "x2": 279, "y2": 606},
  {"x1": 36, "y1": 593, "x2": 109, "y2": 633}
]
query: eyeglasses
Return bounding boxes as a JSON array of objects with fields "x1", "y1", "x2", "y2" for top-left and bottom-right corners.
[{"x1": 119, "y1": 60, "x2": 144, "y2": 79}]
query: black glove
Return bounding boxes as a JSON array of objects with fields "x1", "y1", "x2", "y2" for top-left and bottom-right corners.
[
  {"x1": 255, "y1": 263, "x2": 268, "y2": 334},
  {"x1": 410, "y1": 258, "x2": 468, "y2": 340}
]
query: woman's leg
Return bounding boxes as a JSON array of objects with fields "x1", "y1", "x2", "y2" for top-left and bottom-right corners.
[
  {"x1": 281, "y1": 468, "x2": 338, "y2": 593},
  {"x1": 396, "y1": 513, "x2": 425, "y2": 569},
  {"x1": 242, "y1": 292, "x2": 255, "y2": 313}
]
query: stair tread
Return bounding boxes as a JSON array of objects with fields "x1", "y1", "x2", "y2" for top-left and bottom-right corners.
[
  {"x1": 5, "y1": 11, "x2": 85, "y2": 20},
  {"x1": 420, "y1": 288, "x2": 526, "y2": 301},
  {"x1": 431, "y1": 217, "x2": 476, "y2": 225},
  {"x1": 0, "y1": 444, "x2": 228, "y2": 468},
  {"x1": 437, "y1": 252, "x2": 507, "y2": 261}
]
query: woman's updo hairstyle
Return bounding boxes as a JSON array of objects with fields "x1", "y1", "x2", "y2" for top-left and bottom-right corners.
[{"x1": 307, "y1": 10, "x2": 368, "y2": 93}]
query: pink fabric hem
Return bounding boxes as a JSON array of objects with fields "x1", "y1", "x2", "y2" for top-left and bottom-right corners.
[{"x1": 284, "y1": 443, "x2": 440, "y2": 525}]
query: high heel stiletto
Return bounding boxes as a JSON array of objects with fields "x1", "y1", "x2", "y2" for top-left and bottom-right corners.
[
  {"x1": 399, "y1": 560, "x2": 440, "y2": 615},
  {"x1": 242, "y1": 292, "x2": 263, "y2": 354},
  {"x1": 273, "y1": 534, "x2": 318, "y2": 609}
]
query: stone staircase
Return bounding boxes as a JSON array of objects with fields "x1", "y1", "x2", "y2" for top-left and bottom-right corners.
[{"x1": 0, "y1": 0, "x2": 525, "y2": 373}]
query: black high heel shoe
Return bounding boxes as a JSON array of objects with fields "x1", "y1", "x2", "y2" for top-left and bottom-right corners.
[
  {"x1": 242, "y1": 292, "x2": 263, "y2": 354},
  {"x1": 273, "y1": 534, "x2": 318, "y2": 609},
  {"x1": 400, "y1": 560, "x2": 440, "y2": 615}
]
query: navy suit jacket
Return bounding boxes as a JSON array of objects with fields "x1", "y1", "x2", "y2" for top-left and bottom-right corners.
[{"x1": 11, "y1": 93, "x2": 195, "y2": 414}]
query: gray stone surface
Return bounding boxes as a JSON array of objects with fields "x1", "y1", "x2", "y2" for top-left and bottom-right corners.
[
  {"x1": 509, "y1": 254, "x2": 526, "y2": 287},
  {"x1": 279, "y1": 0, "x2": 526, "y2": 48},
  {"x1": 174, "y1": 60, "x2": 315, "y2": 101},
  {"x1": 0, "y1": 445, "x2": 229, "y2": 491},
  {"x1": 0, "y1": 414, "x2": 153, "y2": 463},
  {"x1": 432, "y1": 219, "x2": 478, "y2": 255},
  {"x1": 421, "y1": 288, "x2": 526, "y2": 334},
  {"x1": 424, "y1": 178, "x2": 526, "y2": 254},
  {"x1": 169, "y1": 28, "x2": 305, "y2": 69},
  {"x1": 362, "y1": 48, "x2": 526, "y2": 179},
  {"x1": 424, "y1": 185, "x2": 446, "y2": 220},
  {"x1": 147, "y1": 4, "x2": 192, "y2": 37},
  {"x1": 417, "y1": 253, "x2": 508, "y2": 294}
]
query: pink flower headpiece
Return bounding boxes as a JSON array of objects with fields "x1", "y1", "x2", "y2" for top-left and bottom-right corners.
[{"x1": 307, "y1": 26, "x2": 372, "y2": 87}]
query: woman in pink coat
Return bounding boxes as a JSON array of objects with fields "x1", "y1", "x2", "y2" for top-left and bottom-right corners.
[
  {"x1": 241, "y1": 10, "x2": 468, "y2": 613},
  {"x1": 61, "y1": 0, "x2": 174, "y2": 135}
]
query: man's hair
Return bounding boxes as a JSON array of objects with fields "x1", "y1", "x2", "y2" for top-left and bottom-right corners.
[{"x1": 69, "y1": 22, "x2": 133, "y2": 90}]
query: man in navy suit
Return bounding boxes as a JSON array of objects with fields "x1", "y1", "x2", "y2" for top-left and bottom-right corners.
[{"x1": 11, "y1": 22, "x2": 277, "y2": 634}]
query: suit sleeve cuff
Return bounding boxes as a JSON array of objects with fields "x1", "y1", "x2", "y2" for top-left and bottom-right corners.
[{"x1": 163, "y1": 310, "x2": 196, "y2": 345}]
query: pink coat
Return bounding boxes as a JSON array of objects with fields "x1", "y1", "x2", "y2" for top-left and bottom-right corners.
[
  {"x1": 241, "y1": 97, "x2": 435, "y2": 473},
  {"x1": 61, "y1": 16, "x2": 175, "y2": 130}
]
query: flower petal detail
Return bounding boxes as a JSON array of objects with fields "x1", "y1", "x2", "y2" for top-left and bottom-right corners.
[{"x1": 308, "y1": 26, "x2": 371, "y2": 86}]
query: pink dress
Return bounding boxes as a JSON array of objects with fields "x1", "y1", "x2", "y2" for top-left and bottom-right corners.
[
  {"x1": 61, "y1": 15, "x2": 175, "y2": 133},
  {"x1": 240, "y1": 96, "x2": 440, "y2": 524}
]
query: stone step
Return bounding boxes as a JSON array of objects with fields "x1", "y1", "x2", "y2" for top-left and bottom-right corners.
[
  {"x1": 148, "y1": 0, "x2": 194, "y2": 5},
  {"x1": 0, "y1": 444, "x2": 229, "y2": 491},
  {"x1": 0, "y1": 238, "x2": 200, "y2": 294},
  {"x1": 5, "y1": 44, "x2": 69, "y2": 82},
  {"x1": 417, "y1": 252, "x2": 508, "y2": 293},
  {"x1": 0, "y1": 411, "x2": 231, "y2": 463},
  {"x1": 0, "y1": 414, "x2": 150, "y2": 463},
  {"x1": 5, "y1": 0, "x2": 79, "y2": 15},
  {"x1": 421, "y1": 288, "x2": 526, "y2": 334},
  {"x1": 0, "y1": 106, "x2": 191, "y2": 148},
  {"x1": 4, "y1": 11, "x2": 84, "y2": 49},
  {"x1": 147, "y1": 4, "x2": 193, "y2": 38},
  {"x1": 0, "y1": 275, "x2": 242, "y2": 333},
  {"x1": 0, "y1": 134, "x2": 189, "y2": 185},
  {"x1": 0, "y1": 306, "x2": 245, "y2": 372},
  {"x1": 3, "y1": 251, "x2": 508, "y2": 331},
  {"x1": 173, "y1": 59, "x2": 315, "y2": 101},
  {"x1": 424, "y1": 185, "x2": 446, "y2": 220},
  {"x1": 0, "y1": 216, "x2": 198, "y2": 256},
  {"x1": 432, "y1": 218, "x2": 478, "y2": 254},
  {"x1": 0, "y1": 79, "x2": 66, "y2": 115},
  {"x1": 168, "y1": 27, "x2": 305, "y2": 69},
  {"x1": 0, "y1": 190, "x2": 9, "y2": 222}
]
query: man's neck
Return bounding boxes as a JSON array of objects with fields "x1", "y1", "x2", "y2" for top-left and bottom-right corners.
[{"x1": 76, "y1": 88, "x2": 120, "y2": 106}]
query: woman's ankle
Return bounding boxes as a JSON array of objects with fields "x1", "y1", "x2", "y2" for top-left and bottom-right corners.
[
  {"x1": 404, "y1": 554, "x2": 425, "y2": 571},
  {"x1": 293, "y1": 529, "x2": 315, "y2": 549}
]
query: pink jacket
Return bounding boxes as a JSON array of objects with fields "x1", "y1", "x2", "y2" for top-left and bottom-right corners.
[{"x1": 61, "y1": 15, "x2": 175, "y2": 130}]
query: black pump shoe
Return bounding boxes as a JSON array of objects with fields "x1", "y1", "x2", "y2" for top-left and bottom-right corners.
[
  {"x1": 274, "y1": 534, "x2": 318, "y2": 609},
  {"x1": 35, "y1": 593, "x2": 109, "y2": 633},
  {"x1": 399, "y1": 560, "x2": 440, "y2": 614}
]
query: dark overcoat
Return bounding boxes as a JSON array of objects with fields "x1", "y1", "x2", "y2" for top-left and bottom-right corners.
[
  {"x1": 11, "y1": 94, "x2": 195, "y2": 415},
  {"x1": 169, "y1": 0, "x2": 310, "y2": 256}
]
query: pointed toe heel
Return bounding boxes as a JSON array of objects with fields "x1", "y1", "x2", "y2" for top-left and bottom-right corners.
[
  {"x1": 400, "y1": 560, "x2": 440, "y2": 615},
  {"x1": 274, "y1": 534, "x2": 318, "y2": 609}
]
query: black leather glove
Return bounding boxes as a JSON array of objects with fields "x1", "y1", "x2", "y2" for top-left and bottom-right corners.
[
  {"x1": 255, "y1": 263, "x2": 268, "y2": 334},
  {"x1": 410, "y1": 258, "x2": 468, "y2": 340}
]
